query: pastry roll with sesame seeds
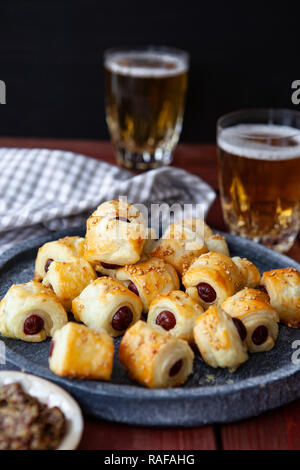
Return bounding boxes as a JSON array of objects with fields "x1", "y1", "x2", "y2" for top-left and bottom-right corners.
[
  {"x1": 193, "y1": 305, "x2": 248, "y2": 372},
  {"x1": 115, "y1": 257, "x2": 180, "y2": 313},
  {"x1": 0, "y1": 281, "x2": 68, "y2": 342},
  {"x1": 42, "y1": 257, "x2": 97, "y2": 311},
  {"x1": 222, "y1": 288, "x2": 279, "y2": 352},
  {"x1": 72, "y1": 277, "x2": 142, "y2": 337},
  {"x1": 34, "y1": 236, "x2": 85, "y2": 281},
  {"x1": 232, "y1": 257, "x2": 261, "y2": 288},
  {"x1": 261, "y1": 268, "x2": 300, "y2": 328},
  {"x1": 147, "y1": 290, "x2": 204, "y2": 342},
  {"x1": 119, "y1": 320, "x2": 194, "y2": 388},
  {"x1": 182, "y1": 252, "x2": 242, "y2": 309},
  {"x1": 151, "y1": 221, "x2": 208, "y2": 276},
  {"x1": 205, "y1": 234, "x2": 230, "y2": 256},
  {"x1": 49, "y1": 322, "x2": 114, "y2": 381},
  {"x1": 84, "y1": 200, "x2": 147, "y2": 267}
]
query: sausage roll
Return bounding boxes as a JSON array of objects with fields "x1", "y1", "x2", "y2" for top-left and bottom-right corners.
[
  {"x1": 261, "y1": 268, "x2": 300, "y2": 327},
  {"x1": 193, "y1": 305, "x2": 248, "y2": 372},
  {"x1": 72, "y1": 277, "x2": 142, "y2": 337},
  {"x1": 222, "y1": 288, "x2": 279, "y2": 352},
  {"x1": 0, "y1": 281, "x2": 68, "y2": 342},
  {"x1": 147, "y1": 290, "x2": 204, "y2": 342},
  {"x1": 94, "y1": 231, "x2": 154, "y2": 278},
  {"x1": 42, "y1": 257, "x2": 97, "y2": 311},
  {"x1": 49, "y1": 322, "x2": 114, "y2": 380},
  {"x1": 182, "y1": 252, "x2": 242, "y2": 309},
  {"x1": 232, "y1": 257, "x2": 261, "y2": 288},
  {"x1": 34, "y1": 236, "x2": 85, "y2": 281},
  {"x1": 116, "y1": 257, "x2": 180, "y2": 313},
  {"x1": 205, "y1": 234, "x2": 230, "y2": 256},
  {"x1": 84, "y1": 200, "x2": 147, "y2": 266},
  {"x1": 119, "y1": 320, "x2": 194, "y2": 388},
  {"x1": 151, "y1": 221, "x2": 208, "y2": 275}
]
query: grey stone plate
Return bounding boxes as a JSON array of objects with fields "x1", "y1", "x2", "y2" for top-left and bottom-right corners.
[{"x1": 1, "y1": 226, "x2": 300, "y2": 427}]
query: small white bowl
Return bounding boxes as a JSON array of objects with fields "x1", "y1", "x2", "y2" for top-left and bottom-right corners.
[{"x1": 0, "y1": 371, "x2": 84, "y2": 450}]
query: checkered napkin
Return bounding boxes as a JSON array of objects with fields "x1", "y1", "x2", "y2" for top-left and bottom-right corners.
[{"x1": 0, "y1": 147, "x2": 216, "y2": 254}]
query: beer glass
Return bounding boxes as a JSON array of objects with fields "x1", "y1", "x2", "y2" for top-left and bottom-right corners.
[
  {"x1": 104, "y1": 47, "x2": 189, "y2": 170},
  {"x1": 217, "y1": 109, "x2": 300, "y2": 252}
]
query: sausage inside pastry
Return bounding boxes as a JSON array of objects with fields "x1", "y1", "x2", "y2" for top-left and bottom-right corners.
[
  {"x1": 182, "y1": 252, "x2": 242, "y2": 309},
  {"x1": 222, "y1": 288, "x2": 279, "y2": 352},
  {"x1": 147, "y1": 290, "x2": 204, "y2": 342},
  {"x1": 72, "y1": 277, "x2": 142, "y2": 337},
  {"x1": 119, "y1": 320, "x2": 194, "y2": 388},
  {"x1": 232, "y1": 257, "x2": 261, "y2": 288},
  {"x1": 34, "y1": 236, "x2": 85, "y2": 281},
  {"x1": 84, "y1": 200, "x2": 147, "y2": 266},
  {"x1": 115, "y1": 257, "x2": 179, "y2": 313},
  {"x1": 42, "y1": 257, "x2": 97, "y2": 311},
  {"x1": 261, "y1": 268, "x2": 300, "y2": 328},
  {"x1": 193, "y1": 305, "x2": 248, "y2": 372},
  {"x1": 151, "y1": 220, "x2": 208, "y2": 275},
  {"x1": 49, "y1": 322, "x2": 114, "y2": 380},
  {"x1": 0, "y1": 281, "x2": 68, "y2": 342}
]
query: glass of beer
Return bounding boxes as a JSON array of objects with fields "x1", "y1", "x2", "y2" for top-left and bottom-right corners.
[
  {"x1": 104, "y1": 47, "x2": 189, "y2": 170},
  {"x1": 217, "y1": 109, "x2": 300, "y2": 252}
]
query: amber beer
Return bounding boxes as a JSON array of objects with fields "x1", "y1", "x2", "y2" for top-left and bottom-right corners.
[
  {"x1": 217, "y1": 122, "x2": 300, "y2": 252},
  {"x1": 104, "y1": 48, "x2": 188, "y2": 170}
]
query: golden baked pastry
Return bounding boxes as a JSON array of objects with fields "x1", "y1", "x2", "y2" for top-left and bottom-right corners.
[
  {"x1": 182, "y1": 252, "x2": 242, "y2": 308},
  {"x1": 115, "y1": 257, "x2": 179, "y2": 313},
  {"x1": 34, "y1": 236, "x2": 85, "y2": 281},
  {"x1": 222, "y1": 288, "x2": 279, "y2": 352},
  {"x1": 147, "y1": 290, "x2": 204, "y2": 342},
  {"x1": 193, "y1": 305, "x2": 248, "y2": 371},
  {"x1": 49, "y1": 322, "x2": 114, "y2": 380},
  {"x1": 94, "y1": 233, "x2": 153, "y2": 278},
  {"x1": 84, "y1": 200, "x2": 147, "y2": 266},
  {"x1": 0, "y1": 281, "x2": 68, "y2": 342},
  {"x1": 72, "y1": 277, "x2": 142, "y2": 337},
  {"x1": 232, "y1": 257, "x2": 261, "y2": 288},
  {"x1": 151, "y1": 220, "x2": 208, "y2": 275},
  {"x1": 261, "y1": 268, "x2": 300, "y2": 327},
  {"x1": 119, "y1": 320, "x2": 194, "y2": 388},
  {"x1": 42, "y1": 257, "x2": 97, "y2": 311},
  {"x1": 205, "y1": 234, "x2": 230, "y2": 256}
]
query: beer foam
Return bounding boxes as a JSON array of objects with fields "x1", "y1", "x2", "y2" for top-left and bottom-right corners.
[
  {"x1": 105, "y1": 51, "x2": 188, "y2": 77},
  {"x1": 218, "y1": 124, "x2": 300, "y2": 160}
]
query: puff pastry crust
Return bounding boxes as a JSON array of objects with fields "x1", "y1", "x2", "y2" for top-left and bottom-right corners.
[
  {"x1": 193, "y1": 305, "x2": 248, "y2": 371},
  {"x1": 222, "y1": 288, "x2": 279, "y2": 352},
  {"x1": 116, "y1": 257, "x2": 180, "y2": 313},
  {"x1": 262, "y1": 268, "x2": 300, "y2": 327},
  {"x1": 232, "y1": 257, "x2": 261, "y2": 288},
  {"x1": 72, "y1": 277, "x2": 142, "y2": 336},
  {"x1": 84, "y1": 200, "x2": 147, "y2": 266},
  {"x1": 0, "y1": 281, "x2": 68, "y2": 342},
  {"x1": 42, "y1": 257, "x2": 97, "y2": 311},
  {"x1": 147, "y1": 290, "x2": 204, "y2": 342},
  {"x1": 151, "y1": 221, "x2": 208, "y2": 275},
  {"x1": 205, "y1": 234, "x2": 230, "y2": 256},
  {"x1": 34, "y1": 236, "x2": 85, "y2": 281},
  {"x1": 49, "y1": 322, "x2": 114, "y2": 380},
  {"x1": 182, "y1": 252, "x2": 242, "y2": 308},
  {"x1": 119, "y1": 320, "x2": 194, "y2": 388}
]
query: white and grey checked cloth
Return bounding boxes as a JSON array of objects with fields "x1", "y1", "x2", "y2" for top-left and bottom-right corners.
[{"x1": 0, "y1": 148, "x2": 216, "y2": 255}]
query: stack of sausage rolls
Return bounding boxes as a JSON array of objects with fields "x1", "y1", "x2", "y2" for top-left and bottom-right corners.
[{"x1": 0, "y1": 199, "x2": 299, "y2": 388}]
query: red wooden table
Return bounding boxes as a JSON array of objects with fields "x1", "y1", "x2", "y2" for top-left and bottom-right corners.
[{"x1": 2, "y1": 136, "x2": 300, "y2": 450}]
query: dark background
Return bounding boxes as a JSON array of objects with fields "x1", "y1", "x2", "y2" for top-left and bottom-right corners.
[{"x1": 0, "y1": 0, "x2": 299, "y2": 142}]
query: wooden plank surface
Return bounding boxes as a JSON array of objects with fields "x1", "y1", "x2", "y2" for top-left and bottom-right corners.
[
  {"x1": 78, "y1": 420, "x2": 217, "y2": 450},
  {"x1": 0, "y1": 136, "x2": 299, "y2": 450}
]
